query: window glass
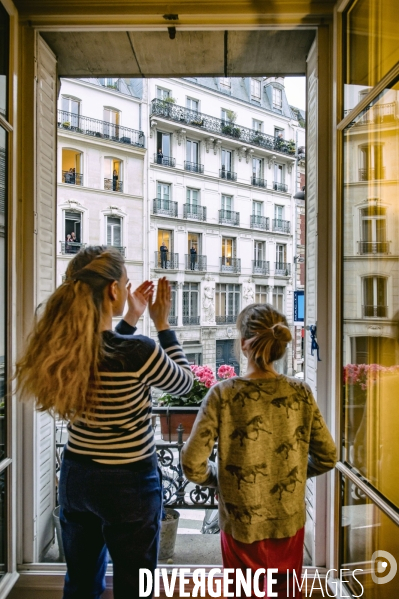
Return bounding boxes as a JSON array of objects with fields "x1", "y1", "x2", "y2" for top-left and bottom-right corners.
[
  {"x1": 272, "y1": 87, "x2": 282, "y2": 109},
  {"x1": 0, "y1": 127, "x2": 6, "y2": 457},
  {"x1": 251, "y1": 78, "x2": 261, "y2": 99},
  {"x1": 342, "y1": 79, "x2": 399, "y2": 507},
  {"x1": 183, "y1": 283, "x2": 199, "y2": 324},
  {"x1": 221, "y1": 194, "x2": 232, "y2": 211},
  {"x1": 186, "y1": 140, "x2": 199, "y2": 164},
  {"x1": 157, "y1": 132, "x2": 171, "y2": 157},
  {"x1": 272, "y1": 286, "x2": 285, "y2": 312},
  {"x1": 103, "y1": 108, "x2": 120, "y2": 138},
  {"x1": 0, "y1": 5, "x2": 9, "y2": 119},
  {"x1": 60, "y1": 97, "x2": 81, "y2": 128},
  {"x1": 156, "y1": 87, "x2": 170, "y2": 100},
  {"x1": 186, "y1": 98, "x2": 199, "y2": 111},
  {"x1": 219, "y1": 78, "x2": 231, "y2": 88},
  {"x1": 104, "y1": 158, "x2": 122, "y2": 192},
  {"x1": 255, "y1": 285, "x2": 268, "y2": 303},
  {"x1": 107, "y1": 216, "x2": 122, "y2": 247},
  {"x1": 61, "y1": 149, "x2": 82, "y2": 186}
]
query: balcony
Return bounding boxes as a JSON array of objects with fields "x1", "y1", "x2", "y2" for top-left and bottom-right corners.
[
  {"x1": 184, "y1": 160, "x2": 204, "y2": 174},
  {"x1": 215, "y1": 314, "x2": 238, "y2": 325},
  {"x1": 358, "y1": 241, "x2": 390, "y2": 254},
  {"x1": 220, "y1": 257, "x2": 241, "y2": 274},
  {"x1": 169, "y1": 316, "x2": 178, "y2": 326},
  {"x1": 182, "y1": 316, "x2": 200, "y2": 325},
  {"x1": 184, "y1": 254, "x2": 207, "y2": 271},
  {"x1": 155, "y1": 251, "x2": 179, "y2": 270},
  {"x1": 275, "y1": 262, "x2": 291, "y2": 276},
  {"x1": 358, "y1": 167, "x2": 386, "y2": 181},
  {"x1": 219, "y1": 209, "x2": 240, "y2": 226},
  {"x1": 150, "y1": 99, "x2": 296, "y2": 157},
  {"x1": 57, "y1": 110, "x2": 145, "y2": 148},
  {"x1": 153, "y1": 153, "x2": 176, "y2": 168},
  {"x1": 60, "y1": 241, "x2": 86, "y2": 255},
  {"x1": 219, "y1": 169, "x2": 237, "y2": 181},
  {"x1": 251, "y1": 176, "x2": 266, "y2": 188},
  {"x1": 273, "y1": 182, "x2": 288, "y2": 192},
  {"x1": 183, "y1": 204, "x2": 206, "y2": 221},
  {"x1": 272, "y1": 219, "x2": 291, "y2": 234},
  {"x1": 363, "y1": 305, "x2": 388, "y2": 318},
  {"x1": 153, "y1": 198, "x2": 178, "y2": 217},
  {"x1": 104, "y1": 178, "x2": 123, "y2": 192},
  {"x1": 252, "y1": 260, "x2": 270, "y2": 275},
  {"x1": 62, "y1": 171, "x2": 83, "y2": 186},
  {"x1": 250, "y1": 215, "x2": 270, "y2": 231},
  {"x1": 107, "y1": 245, "x2": 126, "y2": 257}
]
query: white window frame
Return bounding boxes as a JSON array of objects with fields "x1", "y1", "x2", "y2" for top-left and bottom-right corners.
[
  {"x1": 272, "y1": 86, "x2": 283, "y2": 109},
  {"x1": 186, "y1": 97, "x2": 199, "y2": 111},
  {"x1": 221, "y1": 194, "x2": 233, "y2": 211},
  {"x1": 215, "y1": 283, "x2": 241, "y2": 317},
  {"x1": 103, "y1": 157, "x2": 123, "y2": 191},
  {"x1": 219, "y1": 77, "x2": 231, "y2": 87},
  {"x1": 106, "y1": 215, "x2": 123, "y2": 248},
  {"x1": 253, "y1": 119, "x2": 263, "y2": 132},
  {"x1": 272, "y1": 286, "x2": 285, "y2": 312},
  {"x1": 253, "y1": 201, "x2": 262, "y2": 216},
  {"x1": 255, "y1": 284, "x2": 268, "y2": 303},
  {"x1": 101, "y1": 207, "x2": 127, "y2": 251},
  {"x1": 251, "y1": 78, "x2": 261, "y2": 99},
  {"x1": 156, "y1": 87, "x2": 171, "y2": 100}
]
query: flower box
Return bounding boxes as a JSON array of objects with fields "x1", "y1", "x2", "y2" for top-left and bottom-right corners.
[{"x1": 155, "y1": 407, "x2": 200, "y2": 442}]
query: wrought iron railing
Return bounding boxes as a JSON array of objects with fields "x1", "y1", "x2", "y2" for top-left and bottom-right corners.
[
  {"x1": 220, "y1": 257, "x2": 241, "y2": 273},
  {"x1": 273, "y1": 181, "x2": 288, "y2": 192},
  {"x1": 150, "y1": 99, "x2": 296, "y2": 156},
  {"x1": 169, "y1": 315, "x2": 178, "y2": 326},
  {"x1": 358, "y1": 241, "x2": 390, "y2": 254},
  {"x1": 219, "y1": 209, "x2": 240, "y2": 226},
  {"x1": 60, "y1": 241, "x2": 86, "y2": 255},
  {"x1": 107, "y1": 245, "x2": 125, "y2": 257},
  {"x1": 58, "y1": 110, "x2": 145, "y2": 147},
  {"x1": 358, "y1": 167, "x2": 386, "y2": 181},
  {"x1": 62, "y1": 170, "x2": 83, "y2": 185},
  {"x1": 219, "y1": 169, "x2": 237, "y2": 181},
  {"x1": 215, "y1": 314, "x2": 238, "y2": 324},
  {"x1": 153, "y1": 198, "x2": 178, "y2": 217},
  {"x1": 275, "y1": 262, "x2": 291, "y2": 275},
  {"x1": 251, "y1": 176, "x2": 266, "y2": 188},
  {"x1": 153, "y1": 153, "x2": 176, "y2": 167},
  {"x1": 184, "y1": 160, "x2": 204, "y2": 174},
  {"x1": 104, "y1": 178, "x2": 123, "y2": 192},
  {"x1": 183, "y1": 204, "x2": 207, "y2": 221},
  {"x1": 250, "y1": 215, "x2": 270, "y2": 230},
  {"x1": 272, "y1": 219, "x2": 291, "y2": 233},
  {"x1": 182, "y1": 315, "x2": 200, "y2": 325},
  {"x1": 252, "y1": 260, "x2": 270, "y2": 275},
  {"x1": 155, "y1": 251, "x2": 179, "y2": 269},
  {"x1": 184, "y1": 254, "x2": 207, "y2": 271}
]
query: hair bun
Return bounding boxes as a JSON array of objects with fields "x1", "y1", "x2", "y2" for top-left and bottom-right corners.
[{"x1": 272, "y1": 323, "x2": 292, "y2": 343}]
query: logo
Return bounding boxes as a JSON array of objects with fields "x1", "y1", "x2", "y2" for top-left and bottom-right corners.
[{"x1": 371, "y1": 551, "x2": 397, "y2": 585}]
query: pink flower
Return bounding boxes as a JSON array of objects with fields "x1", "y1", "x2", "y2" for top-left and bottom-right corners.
[{"x1": 217, "y1": 364, "x2": 237, "y2": 380}]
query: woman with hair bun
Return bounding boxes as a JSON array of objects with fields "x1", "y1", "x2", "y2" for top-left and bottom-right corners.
[
  {"x1": 182, "y1": 303, "x2": 336, "y2": 598},
  {"x1": 15, "y1": 246, "x2": 193, "y2": 599}
]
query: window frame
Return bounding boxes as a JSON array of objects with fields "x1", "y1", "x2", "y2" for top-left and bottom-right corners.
[{"x1": 251, "y1": 78, "x2": 261, "y2": 99}]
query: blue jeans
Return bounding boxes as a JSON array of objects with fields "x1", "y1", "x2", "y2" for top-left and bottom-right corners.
[{"x1": 58, "y1": 453, "x2": 162, "y2": 599}]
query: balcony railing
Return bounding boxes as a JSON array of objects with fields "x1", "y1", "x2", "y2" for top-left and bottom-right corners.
[
  {"x1": 220, "y1": 257, "x2": 241, "y2": 273},
  {"x1": 251, "y1": 176, "x2": 266, "y2": 188},
  {"x1": 215, "y1": 314, "x2": 238, "y2": 325},
  {"x1": 169, "y1": 316, "x2": 178, "y2": 326},
  {"x1": 184, "y1": 160, "x2": 204, "y2": 174},
  {"x1": 345, "y1": 102, "x2": 397, "y2": 124},
  {"x1": 62, "y1": 171, "x2": 83, "y2": 186},
  {"x1": 155, "y1": 251, "x2": 179, "y2": 269},
  {"x1": 182, "y1": 315, "x2": 200, "y2": 325},
  {"x1": 358, "y1": 167, "x2": 386, "y2": 181},
  {"x1": 363, "y1": 305, "x2": 388, "y2": 318},
  {"x1": 250, "y1": 215, "x2": 270, "y2": 231},
  {"x1": 58, "y1": 110, "x2": 145, "y2": 147},
  {"x1": 358, "y1": 241, "x2": 390, "y2": 254},
  {"x1": 183, "y1": 204, "x2": 206, "y2": 221},
  {"x1": 219, "y1": 169, "x2": 237, "y2": 181},
  {"x1": 153, "y1": 198, "x2": 178, "y2": 217},
  {"x1": 104, "y1": 178, "x2": 123, "y2": 192},
  {"x1": 272, "y1": 219, "x2": 291, "y2": 233},
  {"x1": 153, "y1": 153, "x2": 176, "y2": 167},
  {"x1": 60, "y1": 241, "x2": 86, "y2": 255},
  {"x1": 150, "y1": 99, "x2": 296, "y2": 156},
  {"x1": 252, "y1": 260, "x2": 270, "y2": 275},
  {"x1": 219, "y1": 209, "x2": 240, "y2": 226},
  {"x1": 184, "y1": 254, "x2": 207, "y2": 271},
  {"x1": 273, "y1": 182, "x2": 288, "y2": 192},
  {"x1": 275, "y1": 262, "x2": 291, "y2": 275}
]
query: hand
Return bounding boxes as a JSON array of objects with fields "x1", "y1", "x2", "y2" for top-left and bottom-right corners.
[
  {"x1": 124, "y1": 280, "x2": 154, "y2": 327},
  {"x1": 149, "y1": 277, "x2": 171, "y2": 331}
]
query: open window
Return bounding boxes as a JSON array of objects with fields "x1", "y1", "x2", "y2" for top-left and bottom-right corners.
[
  {"x1": 63, "y1": 210, "x2": 83, "y2": 254},
  {"x1": 61, "y1": 149, "x2": 83, "y2": 185},
  {"x1": 104, "y1": 157, "x2": 123, "y2": 192}
]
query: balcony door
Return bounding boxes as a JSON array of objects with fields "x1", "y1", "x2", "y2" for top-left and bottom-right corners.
[
  {"x1": 103, "y1": 108, "x2": 120, "y2": 138},
  {"x1": 157, "y1": 182, "x2": 171, "y2": 211},
  {"x1": 362, "y1": 276, "x2": 387, "y2": 318},
  {"x1": 221, "y1": 194, "x2": 232, "y2": 212},
  {"x1": 186, "y1": 139, "x2": 199, "y2": 164},
  {"x1": 221, "y1": 149, "x2": 232, "y2": 172},
  {"x1": 254, "y1": 241, "x2": 264, "y2": 262},
  {"x1": 222, "y1": 237, "x2": 235, "y2": 267},
  {"x1": 252, "y1": 157, "x2": 262, "y2": 179},
  {"x1": 156, "y1": 131, "x2": 171, "y2": 157},
  {"x1": 360, "y1": 205, "x2": 387, "y2": 253},
  {"x1": 61, "y1": 95, "x2": 80, "y2": 128},
  {"x1": 276, "y1": 243, "x2": 286, "y2": 265},
  {"x1": 107, "y1": 216, "x2": 122, "y2": 249}
]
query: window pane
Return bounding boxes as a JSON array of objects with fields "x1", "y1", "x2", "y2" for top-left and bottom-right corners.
[
  {"x1": 342, "y1": 79, "x2": 399, "y2": 505},
  {"x1": 0, "y1": 128, "x2": 6, "y2": 456},
  {"x1": 0, "y1": 5, "x2": 9, "y2": 119}
]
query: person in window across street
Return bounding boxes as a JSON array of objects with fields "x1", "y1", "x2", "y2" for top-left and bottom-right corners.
[
  {"x1": 190, "y1": 245, "x2": 197, "y2": 270},
  {"x1": 157, "y1": 148, "x2": 163, "y2": 164},
  {"x1": 14, "y1": 247, "x2": 193, "y2": 599},
  {"x1": 160, "y1": 241, "x2": 168, "y2": 268},
  {"x1": 65, "y1": 234, "x2": 72, "y2": 254},
  {"x1": 182, "y1": 303, "x2": 337, "y2": 598},
  {"x1": 112, "y1": 168, "x2": 118, "y2": 191},
  {"x1": 65, "y1": 168, "x2": 74, "y2": 184},
  {"x1": 70, "y1": 231, "x2": 77, "y2": 243}
]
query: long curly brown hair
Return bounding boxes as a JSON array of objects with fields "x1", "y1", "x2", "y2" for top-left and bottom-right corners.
[{"x1": 14, "y1": 246, "x2": 125, "y2": 421}]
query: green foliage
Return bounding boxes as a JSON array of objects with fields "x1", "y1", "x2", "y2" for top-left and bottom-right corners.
[{"x1": 158, "y1": 378, "x2": 209, "y2": 407}]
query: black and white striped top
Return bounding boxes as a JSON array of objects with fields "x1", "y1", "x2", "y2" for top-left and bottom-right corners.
[{"x1": 66, "y1": 321, "x2": 193, "y2": 465}]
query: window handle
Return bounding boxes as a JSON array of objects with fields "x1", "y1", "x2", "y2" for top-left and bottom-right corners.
[{"x1": 306, "y1": 324, "x2": 322, "y2": 361}]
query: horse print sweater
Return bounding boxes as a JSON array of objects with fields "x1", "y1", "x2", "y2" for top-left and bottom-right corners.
[{"x1": 182, "y1": 376, "x2": 337, "y2": 543}]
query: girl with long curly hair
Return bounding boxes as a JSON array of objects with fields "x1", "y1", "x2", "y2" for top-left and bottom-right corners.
[{"x1": 15, "y1": 246, "x2": 193, "y2": 598}]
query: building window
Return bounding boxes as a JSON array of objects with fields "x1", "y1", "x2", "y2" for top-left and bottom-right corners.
[
  {"x1": 272, "y1": 286, "x2": 285, "y2": 312},
  {"x1": 274, "y1": 164, "x2": 284, "y2": 184},
  {"x1": 359, "y1": 205, "x2": 388, "y2": 254},
  {"x1": 363, "y1": 276, "x2": 387, "y2": 317},
  {"x1": 156, "y1": 131, "x2": 171, "y2": 161},
  {"x1": 272, "y1": 87, "x2": 283, "y2": 109},
  {"x1": 157, "y1": 229, "x2": 175, "y2": 269},
  {"x1": 255, "y1": 285, "x2": 268, "y2": 303},
  {"x1": 221, "y1": 108, "x2": 234, "y2": 124},
  {"x1": 252, "y1": 157, "x2": 263, "y2": 183},
  {"x1": 156, "y1": 182, "x2": 172, "y2": 211},
  {"x1": 221, "y1": 194, "x2": 233, "y2": 211},
  {"x1": 104, "y1": 158, "x2": 122, "y2": 192},
  {"x1": 215, "y1": 284, "x2": 240, "y2": 322},
  {"x1": 170, "y1": 282, "x2": 178, "y2": 325},
  {"x1": 274, "y1": 127, "x2": 284, "y2": 139},
  {"x1": 359, "y1": 143, "x2": 384, "y2": 180},
  {"x1": 61, "y1": 149, "x2": 83, "y2": 185},
  {"x1": 253, "y1": 119, "x2": 263, "y2": 132},
  {"x1": 186, "y1": 139, "x2": 199, "y2": 164},
  {"x1": 157, "y1": 87, "x2": 171, "y2": 100},
  {"x1": 186, "y1": 97, "x2": 199, "y2": 111},
  {"x1": 183, "y1": 283, "x2": 199, "y2": 325},
  {"x1": 251, "y1": 78, "x2": 261, "y2": 99},
  {"x1": 219, "y1": 78, "x2": 231, "y2": 87},
  {"x1": 64, "y1": 211, "x2": 82, "y2": 253},
  {"x1": 106, "y1": 216, "x2": 122, "y2": 248},
  {"x1": 254, "y1": 241, "x2": 265, "y2": 262},
  {"x1": 275, "y1": 205, "x2": 284, "y2": 220},
  {"x1": 98, "y1": 78, "x2": 118, "y2": 89},
  {"x1": 186, "y1": 188, "x2": 199, "y2": 207},
  {"x1": 276, "y1": 244, "x2": 287, "y2": 264},
  {"x1": 61, "y1": 96, "x2": 81, "y2": 127},
  {"x1": 103, "y1": 107, "x2": 120, "y2": 138}
]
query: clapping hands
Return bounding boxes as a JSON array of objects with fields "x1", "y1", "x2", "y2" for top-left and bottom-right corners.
[{"x1": 124, "y1": 277, "x2": 171, "y2": 332}]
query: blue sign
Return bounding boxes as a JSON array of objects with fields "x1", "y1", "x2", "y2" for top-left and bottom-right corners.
[{"x1": 294, "y1": 291, "x2": 305, "y2": 322}]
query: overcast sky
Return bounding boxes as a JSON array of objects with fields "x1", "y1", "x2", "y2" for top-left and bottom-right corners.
[{"x1": 284, "y1": 76, "x2": 306, "y2": 111}]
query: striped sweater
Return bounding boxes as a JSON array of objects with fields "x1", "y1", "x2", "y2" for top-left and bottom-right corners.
[{"x1": 66, "y1": 320, "x2": 193, "y2": 465}]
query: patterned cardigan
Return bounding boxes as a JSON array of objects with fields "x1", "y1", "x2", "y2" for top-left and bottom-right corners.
[{"x1": 181, "y1": 376, "x2": 337, "y2": 543}]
